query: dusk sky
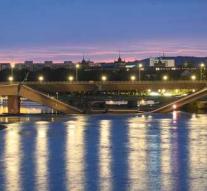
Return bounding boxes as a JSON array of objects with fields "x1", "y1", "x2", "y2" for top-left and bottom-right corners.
[{"x1": 0, "y1": 0, "x2": 207, "y2": 62}]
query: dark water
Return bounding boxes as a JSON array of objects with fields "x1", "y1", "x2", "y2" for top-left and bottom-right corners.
[{"x1": 0, "y1": 112, "x2": 207, "y2": 191}]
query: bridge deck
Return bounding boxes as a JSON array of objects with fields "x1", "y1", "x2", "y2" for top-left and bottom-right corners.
[
  {"x1": 1, "y1": 81, "x2": 207, "y2": 93},
  {"x1": 1, "y1": 82, "x2": 207, "y2": 114}
]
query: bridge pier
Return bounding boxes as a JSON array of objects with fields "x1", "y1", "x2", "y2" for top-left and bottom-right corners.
[{"x1": 7, "y1": 96, "x2": 20, "y2": 114}]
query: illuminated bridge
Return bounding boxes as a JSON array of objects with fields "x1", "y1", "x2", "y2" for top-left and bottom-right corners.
[
  {"x1": 21, "y1": 81, "x2": 207, "y2": 93},
  {"x1": 0, "y1": 81, "x2": 207, "y2": 114}
]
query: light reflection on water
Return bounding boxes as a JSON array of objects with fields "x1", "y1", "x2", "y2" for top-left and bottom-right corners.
[
  {"x1": 65, "y1": 116, "x2": 86, "y2": 191},
  {"x1": 0, "y1": 112, "x2": 207, "y2": 191},
  {"x1": 35, "y1": 121, "x2": 49, "y2": 191},
  {"x1": 4, "y1": 124, "x2": 22, "y2": 191},
  {"x1": 99, "y1": 120, "x2": 112, "y2": 191}
]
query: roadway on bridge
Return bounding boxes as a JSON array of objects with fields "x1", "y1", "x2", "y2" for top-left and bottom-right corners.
[{"x1": 5, "y1": 81, "x2": 206, "y2": 93}]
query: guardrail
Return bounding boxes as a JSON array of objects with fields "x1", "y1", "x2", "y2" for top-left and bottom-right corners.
[{"x1": 1, "y1": 80, "x2": 207, "y2": 85}]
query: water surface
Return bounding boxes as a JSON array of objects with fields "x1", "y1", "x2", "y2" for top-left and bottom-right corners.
[{"x1": 0, "y1": 112, "x2": 207, "y2": 191}]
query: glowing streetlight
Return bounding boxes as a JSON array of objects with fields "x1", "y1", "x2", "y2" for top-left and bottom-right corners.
[
  {"x1": 130, "y1": 75, "x2": 136, "y2": 81},
  {"x1": 8, "y1": 76, "x2": 14, "y2": 82},
  {"x1": 38, "y1": 75, "x2": 44, "y2": 82},
  {"x1": 138, "y1": 63, "x2": 143, "y2": 81},
  {"x1": 75, "y1": 64, "x2": 80, "y2": 81},
  {"x1": 191, "y1": 75, "x2": 196, "y2": 81},
  {"x1": 101, "y1": 75, "x2": 107, "y2": 82},
  {"x1": 163, "y1": 75, "x2": 168, "y2": 81},
  {"x1": 68, "y1": 75, "x2": 74, "y2": 82},
  {"x1": 10, "y1": 62, "x2": 15, "y2": 77},
  {"x1": 200, "y1": 63, "x2": 205, "y2": 68},
  {"x1": 200, "y1": 63, "x2": 205, "y2": 80},
  {"x1": 11, "y1": 63, "x2": 15, "y2": 69}
]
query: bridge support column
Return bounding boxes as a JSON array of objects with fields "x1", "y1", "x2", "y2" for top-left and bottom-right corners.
[{"x1": 8, "y1": 96, "x2": 20, "y2": 114}]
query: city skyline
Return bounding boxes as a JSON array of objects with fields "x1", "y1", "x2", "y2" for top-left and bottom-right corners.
[{"x1": 0, "y1": 0, "x2": 207, "y2": 62}]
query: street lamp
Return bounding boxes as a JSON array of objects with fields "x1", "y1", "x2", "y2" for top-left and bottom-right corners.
[
  {"x1": 101, "y1": 75, "x2": 107, "y2": 82},
  {"x1": 138, "y1": 64, "x2": 143, "y2": 81},
  {"x1": 200, "y1": 63, "x2": 205, "y2": 80},
  {"x1": 130, "y1": 75, "x2": 136, "y2": 82},
  {"x1": 10, "y1": 63, "x2": 15, "y2": 76},
  {"x1": 191, "y1": 75, "x2": 196, "y2": 81},
  {"x1": 68, "y1": 75, "x2": 74, "y2": 82},
  {"x1": 163, "y1": 75, "x2": 168, "y2": 81},
  {"x1": 38, "y1": 75, "x2": 44, "y2": 82},
  {"x1": 75, "y1": 64, "x2": 80, "y2": 81},
  {"x1": 8, "y1": 76, "x2": 14, "y2": 82},
  {"x1": 56, "y1": 92, "x2": 59, "y2": 100}
]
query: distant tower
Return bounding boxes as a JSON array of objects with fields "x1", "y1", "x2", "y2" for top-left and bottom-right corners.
[
  {"x1": 81, "y1": 56, "x2": 87, "y2": 65},
  {"x1": 117, "y1": 51, "x2": 123, "y2": 63}
]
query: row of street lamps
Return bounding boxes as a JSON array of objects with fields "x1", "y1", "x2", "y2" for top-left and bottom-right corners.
[
  {"x1": 7, "y1": 74, "x2": 200, "y2": 82},
  {"x1": 6, "y1": 62, "x2": 206, "y2": 82}
]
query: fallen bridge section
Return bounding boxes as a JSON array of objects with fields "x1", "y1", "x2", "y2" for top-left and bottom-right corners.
[
  {"x1": 151, "y1": 88, "x2": 207, "y2": 113},
  {"x1": 0, "y1": 84, "x2": 82, "y2": 114}
]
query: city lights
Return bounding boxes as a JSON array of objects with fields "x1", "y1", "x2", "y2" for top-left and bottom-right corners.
[
  {"x1": 130, "y1": 75, "x2": 136, "y2": 81},
  {"x1": 101, "y1": 75, "x2": 107, "y2": 81},
  {"x1": 8, "y1": 76, "x2": 14, "y2": 82},
  {"x1": 200, "y1": 63, "x2": 205, "y2": 68},
  {"x1": 163, "y1": 75, "x2": 168, "y2": 81},
  {"x1": 138, "y1": 64, "x2": 143, "y2": 81},
  {"x1": 75, "y1": 64, "x2": 80, "y2": 81},
  {"x1": 38, "y1": 75, "x2": 44, "y2": 82},
  {"x1": 75, "y1": 64, "x2": 80, "y2": 69},
  {"x1": 191, "y1": 75, "x2": 196, "y2": 81},
  {"x1": 68, "y1": 76, "x2": 74, "y2": 82},
  {"x1": 138, "y1": 63, "x2": 143, "y2": 68},
  {"x1": 200, "y1": 63, "x2": 205, "y2": 80}
]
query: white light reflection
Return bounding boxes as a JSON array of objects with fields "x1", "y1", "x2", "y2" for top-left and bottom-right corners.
[
  {"x1": 4, "y1": 124, "x2": 22, "y2": 191},
  {"x1": 173, "y1": 111, "x2": 177, "y2": 124},
  {"x1": 99, "y1": 120, "x2": 112, "y2": 191},
  {"x1": 159, "y1": 119, "x2": 173, "y2": 191},
  {"x1": 128, "y1": 116, "x2": 147, "y2": 190},
  {"x1": 189, "y1": 115, "x2": 207, "y2": 190},
  {"x1": 65, "y1": 116, "x2": 86, "y2": 191},
  {"x1": 35, "y1": 121, "x2": 49, "y2": 191}
]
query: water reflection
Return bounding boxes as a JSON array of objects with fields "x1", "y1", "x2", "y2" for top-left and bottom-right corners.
[
  {"x1": 0, "y1": 113, "x2": 206, "y2": 191},
  {"x1": 65, "y1": 116, "x2": 86, "y2": 191},
  {"x1": 99, "y1": 120, "x2": 112, "y2": 191},
  {"x1": 128, "y1": 117, "x2": 147, "y2": 190},
  {"x1": 4, "y1": 124, "x2": 22, "y2": 191},
  {"x1": 35, "y1": 121, "x2": 49, "y2": 191},
  {"x1": 189, "y1": 115, "x2": 207, "y2": 191},
  {"x1": 160, "y1": 118, "x2": 173, "y2": 190}
]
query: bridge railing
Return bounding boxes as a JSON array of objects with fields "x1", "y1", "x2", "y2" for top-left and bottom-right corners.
[{"x1": 1, "y1": 80, "x2": 207, "y2": 85}]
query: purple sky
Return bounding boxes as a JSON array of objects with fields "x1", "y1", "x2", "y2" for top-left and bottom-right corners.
[{"x1": 0, "y1": 0, "x2": 207, "y2": 62}]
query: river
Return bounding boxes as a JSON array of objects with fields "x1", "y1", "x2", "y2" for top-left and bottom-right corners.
[{"x1": 0, "y1": 112, "x2": 207, "y2": 191}]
